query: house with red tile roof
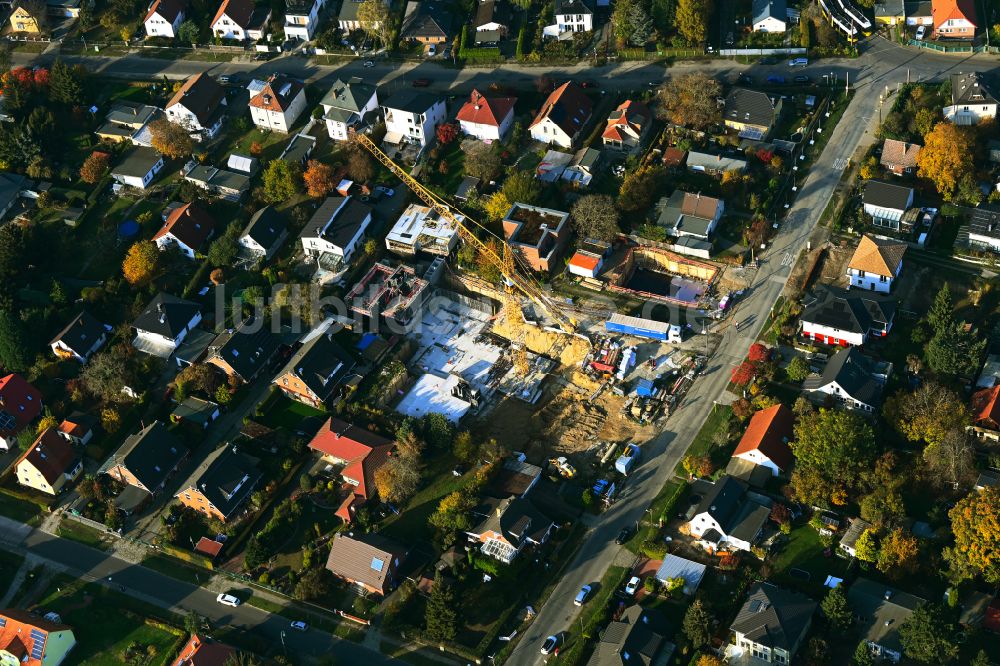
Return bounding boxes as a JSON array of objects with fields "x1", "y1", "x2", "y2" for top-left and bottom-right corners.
[
  {"x1": 931, "y1": 0, "x2": 976, "y2": 38},
  {"x1": 970, "y1": 385, "x2": 1000, "y2": 442},
  {"x1": 144, "y1": 0, "x2": 186, "y2": 38},
  {"x1": 249, "y1": 75, "x2": 307, "y2": 133},
  {"x1": 0, "y1": 373, "x2": 42, "y2": 451},
  {"x1": 15, "y1": 428, "x2": 82, "y2": 496},
  {"x1": 730, "y1": 403, "x2": 794, "y2": 476},
  {"x1": 325, "y1": 532, "x2": 406, "y2": 595},
  {"x1": 529, "y1": 82, "x2": 593, "y2": 149},
  {"x1": 601, "y1": 99, "x2": 652, "y2": 153},
  {"x1": 308, "y1": 418, "x2": 395, "y2": 522},
  {"x1": 153, "y1": 202, "x2": 215, "y2": 259},
  {"x1": 57, "y1": 413, "x2": 95, "y2": 446},
  {"x1": 456, "y1": 89, "x2": 517, "y2": 142},
  {"x1": 0, "y1": 608, "x2": 76, "y2": 666},
  {"x1": 171, "y1": 634, "x2": 236, "y2": 666}
]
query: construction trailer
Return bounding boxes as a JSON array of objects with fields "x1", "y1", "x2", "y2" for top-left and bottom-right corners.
[
  {"x1": 606, "y1": 313, "x2": 683, "y2": 343},
  {"x1": 615, "y1": 443, "x2": 641, "y2": 475}
]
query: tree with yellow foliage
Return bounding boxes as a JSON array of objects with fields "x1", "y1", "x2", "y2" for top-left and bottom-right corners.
[
  {"x1": 877, "y1": 527, "x2": 919, "y2": 579},
  {"x1": 947, "y1": 486, "x2": 1000, "y2": 583},
  {"x1": 916, "y1": 122, "x2": 974, "y2": 201},
  {"x1": 122, "y1": 240, "x2": 159, "y2": 285}
]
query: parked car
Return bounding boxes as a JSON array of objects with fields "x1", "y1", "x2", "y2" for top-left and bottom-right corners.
[
  {"x1": 624, "y1": 576, "x2": 641, "y2": 596},
  {"x1": 767, "y1": 75, "x2": 786, "y2": 84},
  {"x1": 915, "y1": 25, "x2": 927, "y2": 40},
  {"x1": 615, "y1": 527, "x2": 633, "y2": 545},
  {"x1": 794, "y1": 75, "x2": 810, "y2": 83},
  {"x1": 219, "y1": 75, "x2": 231, "y2": 84},
  {"x1": 290, "y1": 621, "x2": 308, "y2": 631},
  {"x1": 788, "y1": 57, "x2": 808, "y2": 67},
  {"x1": 363, "y1": 59, "x2": 375, "y2": 67},
  {"x1": 426, "y1": 45, "x2": 437, "y2": 57},
  {"x1": 540, "y1": 635, "x2": 561, "y2": 655},
  {"x1": 412, "y1": 78, "x2": 431, "y2": 87},
  {"x1": 216, "y1": 594, "x2": 241, "y2": 607},
  {"x1": 574, "y1": 585, "x2": 593, "y2": 606},
  {"x1": 374, "y1": 185, "x2": 395, "y2": 197}
]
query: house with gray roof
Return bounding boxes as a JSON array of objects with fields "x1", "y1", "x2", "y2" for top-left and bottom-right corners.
[
  {"x1": 49, "y1": 310, "x2": 109, "y2": 363},
  {"x1": 731, "y1": 583, "x2": 816, "y2": 664},
  {"x1": 321, "y1": 78, "x2": 379, "y2": 142},
  {"x1": 111, "y1": 147, "x2": 165, "y2": 190},
  {"x1": 802, "y1": 346, "x2": 891, "y2": 413},
  {"x1": 654, "y1": 190, "x2": 725, "y2": 241},
  {"x1": 944, "y1": 72, "x2": 997, "y2": 126},
  {"x1": 0, "y1": 172, "x2": 29, "y2": 220},
  {"x1": 687, "y1": 151, "x2": 747, "y2": 175},
  {"x1": 965, "y1": 203, "x2": 1000, "y2": 253},
  {"x1": 205, "y1": 314, "x2": 282, "y2": 384},
  {"x1": 184, "y1": 163, "x2": 251, "y2": 202},
  {"x1": 174, "y1": 444, "x2": 261, "y2": 522},
  {"x1": 400, "y1": 0, "x2": 453, "y2": 46},
  {"x1": 839, "y1": 517, "x2": 873, "y2": 557},
  {"x1": 132, "y1": 292, "x2": 203, "y2": 358},
  {"x1": 563, "y1": 147, "x2": 602, "y2": 187},
  {"x1": 299, "y1": 195, "x2": 373, "y2": 274},
  {"x1": 723, "y1": 88, "x2": 783, "y2": 140},
  {"x1": 863, "y1": 180, "x2": 914, "y2": 230},
  {"x1": 848, "y1": 578, "x2": 925, "y2": 663},
  {"x1": 654, "y1": 554, "x2": 706, "y2": 595},
  {"x1": 686, "y1": 475, "x2": 771, "y2": 553},
  {"x1": 100, "y1": 421, "x2": 187, "y2": 512},
  {"x1": 752, "y1": 0, "x2": 786, "y2": 31},
  {"x1": 466, "y1": 496, "x2": 555, "y2": 563},
  {"x1": 587, "y1": 605, "x2": 675, "y2": 666},
  {"x1": 800, "y1": 286, "x2": 896, "y2": 347},
  {"x1": 272, "y1": 330, "x2": 357, "y2": 408},
  {"x1": 239, "y1": 205, "x2": 288, "y2": 262}
]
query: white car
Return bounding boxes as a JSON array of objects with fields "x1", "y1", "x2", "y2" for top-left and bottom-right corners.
[
  {"x1": 216, "y1": 593, "x2": 241, "y2": 607},
  {"x1": 915, "y1": 25, "x2": 926, "y2": 40},
  {"x1": 624, "y1": 576, "x2": 641, "y2": 596},
  {"x1": 290, "y1": 621, "x2": 308, "y2": 631}
]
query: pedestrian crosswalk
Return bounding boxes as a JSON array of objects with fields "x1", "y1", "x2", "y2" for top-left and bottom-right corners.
[{"x1": 832, "y1": 157, "x2": 849, "y2": 170}]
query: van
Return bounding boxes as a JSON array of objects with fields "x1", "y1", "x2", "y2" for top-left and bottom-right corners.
[{"x1": 789, "y1": 57, "x2": 808, "y2": 67}]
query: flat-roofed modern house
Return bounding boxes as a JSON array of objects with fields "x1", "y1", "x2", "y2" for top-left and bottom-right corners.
[{"x1": 502, "y1": 203, "x2": 570, "y2": 273}]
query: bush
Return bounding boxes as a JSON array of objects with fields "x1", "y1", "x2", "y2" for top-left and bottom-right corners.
[{"x1": 639, "y1": 539, "x2": 668, "y2": 559}]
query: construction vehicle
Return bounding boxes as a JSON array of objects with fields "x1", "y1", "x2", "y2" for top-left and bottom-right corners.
[
  {"x1": 615, "y1": 443, "x2": 640, "y2": 475},
  {"x1": 548, "y1": 456, "x2": 577, "y2": 479}
]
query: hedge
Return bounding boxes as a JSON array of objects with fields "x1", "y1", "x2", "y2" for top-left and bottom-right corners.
[{"x1": 160, "y1": 543, "x2": 215, "y2": 570}]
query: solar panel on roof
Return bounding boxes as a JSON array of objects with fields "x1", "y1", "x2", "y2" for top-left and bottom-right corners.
[
  {"x1": 739, "y1": 127, "x2": 765, "y2": 141},
  {"x1": 0, "y1": 617, "x2": 6, "y2": 627},
  {"x1": 30, "y1": 628, "x2": 45, "y2": 659}
]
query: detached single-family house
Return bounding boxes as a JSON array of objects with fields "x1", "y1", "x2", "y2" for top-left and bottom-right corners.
[
  {"x1": 299, "y1": 195, "x2": 373, "y2": 272},
  {"x1": 144, "y1": 0, "x2": 185, "y2": 38},
  {"x1": 686, "y1": 475, "x2": 771, "y2": 553},
  {"x1": 166, "y1": 73, "x2": 228, "y2": 140},
  {"x1": 601, "y1": 99, "x2": 652, "y2": 152},
  {"x1": 970, "y1": 384, "x2": 1000, "y2": 441},
  {"x1": 731, "y1": 583, "x2": 816, "y2": 665},
  {"x1": 131, "y1": 292, "x2": 203, "y2": 358},
  {"x1": 0, "y1": 609, "x2": 77, "y2": 666},
  {"x1": 752, "y1": 0, "x2": 787, "y2": 31},
  {"x1": 49, "y1": 310, "x2": 108, "y2": 363},
  {"x1": 655, "y1": 191, "x2": 724, "y2": 241},
  {"x1": 211, "y1": 0, "x2": 270, "y2": 40},
  {"x1": 529, "y1": 81, "x2": 593, "y2": 149},
  {"x1": 456, "y1": 89, "x2": 516, "y2": 142},
  {"x1": 382, "y1": 90, "x2": 447, "y2": 148},
  {"x1": 687, "y1": 150, "x2": 747, "y2": 175},
  {"x1": 337, "y1": 0, "x2": 378, "y2": 30},
  {"x1": 839, "y1": 517, "x2": 873, "y2": 557},
  {"x1": 239, "y1": 205, "x2": 288, "y2": 262},
  {"x1": 152, "y1": 202, "x2": 214, "y2": 259},
  {"x1": 325, "y1": 532, "x2": 406, "y2": 596},
  {"x1": 308, "y1": 417, "x2": 394, "y2": 521},
  {"x1": 848, "y1": 578, "x2": 925, "y2": 663},
  {"x1": 57, "y1": 414, "x2": 95, "y2": 446},
  {"x1": 587, "y1": 606, "x2": 675, "y2": 666},
  {"x1": 551, "y1": 0, "x2": 593, "y2": 35},
  {"x1": 874, "y1": 0, "x2": 905, "y2": 23},
  {"x1": 800, "y1": 287, "x2": 896, "y2": 346},
  {"x1": 205, "y1": 315, "x2": 282, "y2": 384},
  {"x1": 723, "y1": 88, "x2": 782, "y2": 140},
  {"x1": 502, "y1": 202, "x2": 570, "y2": 273},
  {"x1": 385, "y1": 203, "x2": 461, "y2": 257},
  {"x1": 249, "y1": 75, "x2": 307, "y2": 133},
  {"x1": 847, "y1": 234, "x2": 906, "y2": 293},
  {"x1": 183, "y1": 163, "x2": 250, "y2": 202},
  {"x1": 272, "y1": 331, "x2": 357, "y2": 408},
  {"x1": 563, "y1": 147, "x2": 601, "y2": 187},
  {"x1": 906, "y1": 0, "x2": 934, "y2": 24},
  {"x1": 0, "y1": 373, "x2": 43, "y2": 451},
  {"x1": 944, "y1": 72, "x2": 996, "y2": 125},
  {"x1": 730, "y1": 403, "x2": 794, "y2": 477},
  {"x1": 321, "y1": 78, "x2": 379, "y2": 142},
  {"x1": 175, "y1": 445, "x2": 261, "y2": 522},
  {"x1": 472, "y1": 0, "x2": 509, "y2": 44},
  {"x1": 100, "y1": 421, "x2": 187, "y2": 513},
  {"x1": 173, "y1": 636, "x2": 236, "y2": 666},
  {"x1": 863, "y1": 181, "x2": 914, "y2": 230},
  {"x1": 967, "y1": 204, "x2": 1000, "y2": 253},
  {"x1": 95, "y1": 103, "x2": 160, "y2": 144},
  {"x1": 880, "y1": 139, "x2": 921, "y2": 176},
  {"x1": 802, "y1": 346, "x2": 890, "y2": 413},
  {"x1": 15, "y1": 428, "x2": 82, "y2": 496},
  {"x1": 111, "y1": 147, "x2": 164, "y2": 190},
  {"x1": 284, "y1": 0, "x2": 321, "y2": 40},
  {"x1": 399, "y1": 0, "x2": 453, "y2": 47},
  {"x1": 467, "y1": 495, "x2": 555, "y2": 563},
  {"x1": 932, "y1": 0, "x2": 976, "y2": 38}
]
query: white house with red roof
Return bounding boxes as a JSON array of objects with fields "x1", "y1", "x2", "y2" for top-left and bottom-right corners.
[
  {"x1": 931, "y1": 0, "x2": 976, "y2": 38},
  {"x1": 249, "y1": 75, "x2": 307, "y2": 133},
  {"x1": 0, "y1": 608, "x2": 76, "y2": 666},
  {"x1": 730, "y1": 403, "x2": 795, "y2": 476},
  {"x1": 211, "y1": 0, "x2": 270, "y2": 40},
  {"x1": 529, "y1": 81, "x2": 593, "y2": 149},
  {"x1": 153, "y1": 202, "x2": 215, "y2": 259},
  {"x1": 144, "y1": 0, "x2": 186, "y2": 38},
  {"x1": 308, "y1": 417, "x2": 395, "y2": 522},
  {"x1": 0, "y1": 374, "x2": 42, "y2": 451},
  {"x1": 602, "y1": 99, "x2": 652, "y2": 153},
  {"x1": 456, "y1": 89, "x2": 516, "y2": 142}
]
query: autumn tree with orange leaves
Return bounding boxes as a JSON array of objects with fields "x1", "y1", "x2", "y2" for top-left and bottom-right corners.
[
  {"x1": 946, "y1": 486, "x2": 1000, "y2": 583},
  {"x1": 122, "y1": 240, "x2": 159, "y2": 285},
  {"x1": 303, "y1": 160, "x2": 335, "y2": 198},
  {"x1": 916, "y1": 122, "x2": 974, "y2": 201},
  {"x1": 80, "y1": 151, "x2": 110, "y2": 184}
]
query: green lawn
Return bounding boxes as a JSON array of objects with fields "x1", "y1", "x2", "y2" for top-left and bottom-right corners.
[
  {"x1": 381, "y1": 455, "x2": 469, "y2": 544},
  {"x1": 771, "y1": 526, "x2": 851, "y2": 596},
  {"x1": 673, "y1": 403, "x2": 735, "y2": 476},
  {"x1": 258, "y1": 395, "x2": 328, "y2": 430},
  {"x1": 56, "y1": 519, "x2": 112, "y2": 551},
  {"x1": 0, "y1": 549, "x2": 25, "y2": 601},
  {"x1": 141, "y1": 554, "x2": 205, "y2": 585},
  {"x1": 0, "y1": 490, "x2": 45, "y2": 525}
]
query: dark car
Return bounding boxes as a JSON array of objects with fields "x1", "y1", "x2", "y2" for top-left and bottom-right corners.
[
  {"x1": 794, "y1": 75, "x2": 811, "y2": 83},
  {"x1": 615, "y1": 527, "x2": 633, "y2": 545},
  {"x1": 767, "y1": 75, "x2": 786, "y2": 84},
  {"x1": 411, "y1": 78, "x2": 431, "y2": 87},
  {"x1": 540, "y1": 635, "x2": 561, "y2": 655},
  {"x1": 738, "y1": 73, "x2": 753, "y2": 85}
]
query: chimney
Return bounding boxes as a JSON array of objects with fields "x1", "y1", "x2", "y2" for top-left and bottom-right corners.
[{"x1": 263, "y1": 94, "x2": 272, "y2": 105}]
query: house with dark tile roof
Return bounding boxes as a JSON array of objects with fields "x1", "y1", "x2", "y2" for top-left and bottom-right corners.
[
  {"x1": 848, "y1": 578, "x2": 925, "y2": 663},
  {"x1": 100, "y1": 421, "x2": 187, "y2": 513},
  {"x1": 529, "y1": 81, "x2": 593, "y2": 149},
  {"x1": 299, "y1": 195, "x2": 373, "y2": 273},
  {"x1": 381, "y1": 90, "x2": 447, "y2": 148},
  {"x1": 211, "y1": 0, "x2": 270, "y2": 40},
  {"x1": 687, "y1": 475, "x2": 771, "y2": 553},
  {"x1": 321, "y1": 78, "x2": 379, "y2": 142},
  {"x1": 944, "y1": 72, "x2": 995, "y2": 124},
  {"x1": 174, "y1": 445, "x2": 261, "y2": 522},
  {"x1": 238, "y1": 206, "x2": 288, "y2": 262},
  {"x1": 205, "y1": 315, "x2": 282, "y2": 384},
  {"x1": 0, "y1": 373, "x2": 42, "y2": 451},
  {"x1": 49, "y1": 310, "x2": 108, "y2": 363},
  {"x1": 800, "y1": 286, "x2": 896, "y2": 347},
  {"x1": 132, "y1": 292, "x2": 203, "y2": 358},
  {"x1": 862, "y1": 181, "x2": 914, "y2": 231},
  {"x1": 802, "y1": 346, "x2": 891, "y2": 413},
  {"x1": 472, "y1": 0, "x2": 509, "y2": 44},
  {"x1": 752, "y1": 0, "x2": 787, "y2": 31},
  {"x1": 272, "y1": 331, "x2": 356, "y2": 408},
  {"x1": 467, "y1": 495, "x2": 555, "y2": 563},
  {"x1": 166, "y1": 73, "x2": 228, "y2": 140},
  {"x1": 144, "y1": 0, "x2": 186, "y2": 38},
  {"x1": 15, "y1": 428, "x2": 82, "y2": 496},
  {"x1": 731, "y1": 583, "x2": 816, "y2": 665},
  {"x1": 587, "y1": 605, "x2": 675, "y2": 666},
  {"x1": 654, "y1": 190, "x2": 725, "y2": 241},
  {"x1": 308, "y1": 417, "x2": 394, "y2": 521},
  {"x1": 400, "y1": 0, "x2": 453, "y2": 45},
  {"x1": 723, "y1": 88, "x2": 782, "y2": 140},
  {"x1": 325, "y1": 532, "x2": 407, "y2": 595}
]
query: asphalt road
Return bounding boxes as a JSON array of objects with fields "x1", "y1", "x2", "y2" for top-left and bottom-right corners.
[{"x1": 0, "y1": 516, "x2": 396, "y2": 664}]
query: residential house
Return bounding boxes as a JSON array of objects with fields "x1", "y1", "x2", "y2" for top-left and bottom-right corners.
[
  {"x1": 731, "y1": 583, "x2": 817, "y2": 664},
  {"x1": 278, "y1": 132, "x2": 315, "y2": 166},
  {"x1": 653, "y1": 555, "x2": 706, "y2": 595},
  {"x1": 932, "y1": 0, "x2": 976, "y2": 38},
  {"x1": 456, "y1": 89, "x2": 516, "y2": 142},
  {"x1": 183, "y1": 163, "x2": 250, "y2": 202},
  {"x1": 144, "y1": 0, "x2": 185, "y2": 37},
  {"x1": 211, "y1": 0, "x2": 270, "y2": 39},
  {"x1": 385, "y1": 203, "x2": 461, "y2": 257},
  {"x1": 686, "y1": 150, "x2": 747, "y2": 175},
  {"x1": 381, "y1": 90, "x2": 447, "y2": 148},
  {"x1": 111, "y1": 147, "x2": 164, "y2": 190},
  {"x1": 325, "y1": 532, "x2": 406, "y2": 596},
  {"x1": 172, "y1": 635, "x2": 236, "y2": 666},
  {"x1": 239, "y1": 206, "x2": 288, "y2": 262},
  {"x1": 175, "y1": 445, "x2": 261, "y2": 522},
  {"x1": 0, "y1": 172, "x2": 30, "y2": 220},
  {"x1": 802, "y1": 346, "x2": 891, "y2": 413},
  {"x1": 9, "y1": 3, "x2": 41, "y2": 32},
  {"x1": 308, "y1": 417, "x2": 394, "y2": 521},
  {"x1": 586, "y1": 606, "x2": 675, "y2": 666},
  {"x1": 284, "y1": 0, "x2": 321, "y2": 40},
  {"x1": 166, "y1": 73, "x2": 228, "y2": 140},
  {"x1": 0, "y1": 373, "x2": 42, "y2": 451},
  {"x1": 729, "y1": 403, "x2": 794, "y2": 477},
  {"x1": 966, "y1": 203, "x2": 1000, "y2": 252},
  {"x1": 272, "y1": 331, "x2": 356, "y2": 408},
  {"x1": 723, "y1": 88, "x2": 783, "y2": 140},
  {"x1": 204, "y1": 315, "x2": 281, "y2": 384},
  {"x1": 95, "y1": 102, "x2": 159, "y2": 144},
  {"x1": 502, "y1": 202, "x2": 570, "y2": 273},
  {"x1": 567, "y1": 239, "x2": 610, "y2": 279},
  {"x1": 848, "y1": 578, "x2": 925, "y2": 663},
  {"x1": 529, "y1": 81, "x2": 593, "y2": 149},
  {"x1": 862, "y1": 181, "x2": 914, "y2": 230},
  {"x1": 249, "y1": 75, "x2": 307, "y2": 133},
  {"x1": 686, "y1": 475, "x2": 771, "y2": 553},
  {"x1": 970, "y1": 384, "x2": 1000, "y2": 441},
  {"x1": 337, "y1": 0, "x2": 379, "y2": 31},
  {"x1": 455, "y1": 176, "x2": 480, "y2": 201},
  {"x1": 15, "y1": 428, "x2": 82, "y2": 496},
  {"x1": 662, "y1": 146, "x2": 688, "y2": 170},
  {"x1": 472, "y1": 0, "x2": 509, "y2": 45},
  {"x1": 905, "y1": 0, "x2": 933, "y2": 24},
  {"x1": 321, "y1": 78, "x2": 379, "y2": 142},
  {"x1": 153, "y1": 202, "x2": 214, "y2": 259},
  {"x1": 943, "y1": 72, "x2": 996, "y2": 125},
  {"x1": 874, "y1": 0, "x2": 905, "y2": 23},
  {"x1": 563, "y1": 147, "x2": 601, "y2": 187},
  {"x1": 171, "y1": 397, "x2": 220, "y2": 429},
  {"x1": 847, "y1": 234, "x2": 906, "y2": 293},
  {"x1": 0, "y1": 608, "x2": 77, "y2": 666},
  {"x1": 880, "y1": 138, "x2": 921, "y2": 176},
  {"x1": 57, "y1": 414, "x2": 94, "y2": 446},
  {"x1": 467, "y1": 495, "x2": 555, "y2": 563},
  {"x1": 488, "y1": 457, "x2": 543, "y2": 498},
  {"x1": 299, "y1": 196, "x2": 373, "y2": 273},
  {"x1": 400, "y1": 0, "x2": 453, "y2": 47},
  {"x1": 975, "y1": 469, "x2": 999, "y2": 490},
  {"x1": 976, "y1": 352, "x2": 1000, "y2": 388},
  {"x1": 752, "y1": 0, "x2": 787, "y2": 31},
  {"x1": 536, "y1": 149, "x2": 573, "y2": 182},
  {"x1": 800, "y1": 286, "x2": 896, "y2": 346},
  {"x1": 654, "y1": 191, "x2": 724, "y2": 241},
  {"x1": 49, "y1": 310, "x2": 108, "y2": 363},
  {"x1": 551, "y1": 0, "x2": 593, "y2": 35},
  {"x1": 100, "y1": 421, "x2": 187, "y2": 513},
  {"x1": 131, "y1": 292, "x2": 203, "y2": 358},
  {"x1": 839, "y1": 517, "x2": 873, "y2": 557},
  {"x1": 601, "y1": 99, "x2": 652, "y2": 152}
]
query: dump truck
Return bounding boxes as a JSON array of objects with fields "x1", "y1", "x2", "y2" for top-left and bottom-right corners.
[{"x1": 615, "y1": 443, "x2": 640, "y2": 475}]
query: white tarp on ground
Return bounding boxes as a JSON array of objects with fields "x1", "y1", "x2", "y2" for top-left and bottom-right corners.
[{"x1": 396, "y1": 373, "x2": 470, "y2": 423}]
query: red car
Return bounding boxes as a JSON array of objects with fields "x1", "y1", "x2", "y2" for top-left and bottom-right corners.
[{"x1": 411, "y1": 78, "x2": 431, "y2": 87}]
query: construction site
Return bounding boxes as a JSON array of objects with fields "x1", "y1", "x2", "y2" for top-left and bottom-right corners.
[{"x1": 603, "y1": 246, "x2": 719, "y2": 308}]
